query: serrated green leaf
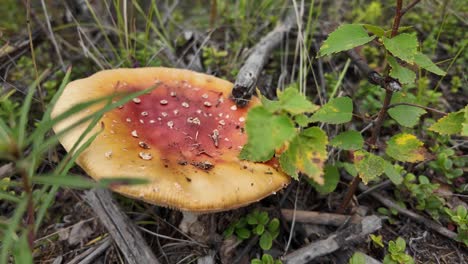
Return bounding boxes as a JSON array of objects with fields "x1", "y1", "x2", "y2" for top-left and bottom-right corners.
[
  {"x1": 354, "y1": 150, "x2": 385, "y2": 184},
  {"x1": 240, "y1": 107, "x2": 296, "y2": 162},
  {"x1": 383, "y1": 160, "x2": 403, "y2": 185},
  {"x1": 388, "y1": 105, "x2": 426, "y2": 128},
  {"x1": 429, "y1": 110, "x2": 464, "y2": 135},
  {"x1": 386, "y1": 133, "x2": 427, "y2": 163},
  {"x1": 261, "y1": 87, "x2": 318, "y2": 115},
  {"x1": 413, "y1": 53, "x2": 446, "y2": 76},
  {"x1": 279, "y1": 127, "x2": 328, "y2": 183},
  {"x1": 364, "y1": 24, "x2": 385, "y2": 37},
  {"x1": 310, "y1": 97, "x2": 353, "y2": 124},
  {"x1": 387, "y1": 55, "x2": 416, "y2": 84},
  {"x1": 318, "y1": 24, "x2": 375, "y2": 57},
  {"x1": 330, "y1": 130, "x2": 363, "y2": 150},
  {"x1": 259, "y1": 231, "x2": 273, "y2": 250},
  {"x1": 307, "y1": 165, "x2": 340, "y2": 194},
  {"x1": 382, "y1": 33, "x2": 418, "y2": 63}
]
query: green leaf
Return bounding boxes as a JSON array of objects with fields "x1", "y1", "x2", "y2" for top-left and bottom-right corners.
[
  {"x1": 251, "y1": 259, "x2": 262, "y2": 264},
  {"x1": 388, "y1": 105, "x2": 426, "y2": 128},
  {"x1": 382, "y1": 33, "x2": 418, "y2": 63},
  {"x1": 307, "y1": 165, "x2": 340, "y2": 194},
  {"x1": 387, "y1": 55, "x2": 416, "y2": 84},
  {"x1": 268, "y1": 87, "x2": 319, "y2": 114},
  {"x1": 259, "y1": 231, "x2": 273, "y2": 250},
  {"x1": 13, "y1": 234, "x2": 32, "y2": 264},
  {"x1": 354, "y1": 150, "x2": 385, "y2": 184},
  {"x1": 386, "y1": 133, "x2": 427, "y2": 163},
  {"x1": 262, "y1": 254, "x2": 275, "y2": 264},
  {"x1": 294, "y1": 114, "x2": 311, "y2": 127},
  {"x1": 258, "y1": 211, "x2": 269, "y2": 225},
  {"x1": 0, "y1": 190, "x2": 21, "y2": 203},
  {"x1": 330, "y1": 130, "x2": 363, "y2": 150},
  {"x1": 279, "y1": 127, "x2": 328, "y2": 183},
  {"x1": 349, "y1": 252, "x2": 367, "y2": 264},
  {"x1": 341, "y1": 162, "x2": 358, "y2": 177},
  {"x1": 462, "y1": 106, "x2": 468, "y2": 136},
  {"x1": 363, "y1": 24, "x2": 385, "y2": 37},
  {"x1": 254, "y1": 224, "x2": 265, "y2": 235},
  {"x1": 370, "y1": 234, "x2": 385, "y2": 248},
  {"x1": 235, "y1": 227, "x2": 251, "y2": 240},
  {"x1": 267, "y1": 218, "x2": 280, "y2": 232},
  {"x1": 309, "y1": 97, "x2": 353, "y2": 124},
  {"x1": 240, "y1": 107, "x2": 296, "y2": 162},
  {"x1": 413, "y1": 53, "x2": 446, "y2": 76},
  {"x1": 429, "y1": 111, "x2": 464, "y2": 135},
  {"x1": 383, "y1": 161, "x2": 403, "y2": 185},
  {"x1": 318, "y1": 24, "x2": 376, "y2": 57}
]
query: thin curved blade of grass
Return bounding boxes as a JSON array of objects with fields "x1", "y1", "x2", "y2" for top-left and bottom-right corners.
[
  {"x1": 17, "y1": 69, "x2": 50, "y2": 148},
  {"x1": 0, "y1": 190, "x2": 21, "y2": 203}
]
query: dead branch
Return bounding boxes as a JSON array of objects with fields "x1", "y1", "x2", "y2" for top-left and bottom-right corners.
[
  {"x1": 230, "y1": 8, "x2": 297, "y2": 107},
  {"x1": 281, "y1": 215, "x2": 382, "y2": 264},
  {"x1": 281, "y1": 209, "x2": 362, "y2": 226},
  {"x1": 83, "y1": 188, "x2": 160, "y2": 264}
]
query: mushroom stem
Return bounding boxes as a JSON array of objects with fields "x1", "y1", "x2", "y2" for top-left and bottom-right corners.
[{"x1": 179, "y1": 211, "x2": 199, "y2": 234}]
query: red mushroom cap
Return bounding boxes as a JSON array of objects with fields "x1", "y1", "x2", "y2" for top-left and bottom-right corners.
[{"x1": 52, "y1": 68, "x2": 290, "y2": 212}]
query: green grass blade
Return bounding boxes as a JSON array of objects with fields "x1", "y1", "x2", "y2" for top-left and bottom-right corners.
[
  {"x1": 17, "y1": 70, "x2": 49, "y2": 148},
  {"x1": 0, "y1": 190, "x2": 21, "y2": 203}
]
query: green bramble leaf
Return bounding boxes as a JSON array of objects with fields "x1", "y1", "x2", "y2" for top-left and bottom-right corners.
[
  {"x1": 318, "y1": 24, "x2": 376, "y2": 57},
  {"x1": 386, "y1": 133, "x2": 427, "y2": 163},
  {"x1": 309, "y1": 97, "x2": 353, "y2": 124},
  {"x1": 383, "y1": 160, "x2": 403, "y2": 185},
  {"x1": 240, "y1": 107, "x2": 296, "y2": 162},
  {"x1": 262, "y1": 87, "x2": 319, "y2": 114},
  {"x1": 387, "y1": 55, "x2": 416, "y2": 84},
  {"x1": 279, "y1": 127, "x2": 328, "y2": 184},
  {"x1": 354, "y1": 150, "x2": 385, "y2": 184},
  {"x1": 388, "y1": 105, "x2": 426, "y2": 128},
  {"x1": 429, "y1": 110, "x2": 465, "y2": 135},
  {"x1": 330, "y1": 130, "x2": 364, "y2": 150},
  {"x1": 413, "y1": 53, "x2": 446, "y2": 76},
  {"x1": 306, "y1": 165, "x2": 340, "y2": 194},
  {"x1": 382, "y1": 33, "x2": 418, "y2": 63}
]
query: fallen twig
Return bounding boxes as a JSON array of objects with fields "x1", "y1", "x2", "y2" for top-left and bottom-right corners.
[
  {"x1": 84, "y1": 188, "x2": 160, "y2": 264},
  {"x1": 281, "y1": 209, "x2": 362, "y2": 226},
  {"x1": 281, "y1": 215, "x2": 382, "y2": 263},
  {"x1": 347, "y1": 175, "x2": 459, "y2": 241},
  {"x1": 67, "y1": 237, "x2": 111, "y2": 264},
  {"x1": 230, "y1": 8, "x2": 298, "y2": 107}
]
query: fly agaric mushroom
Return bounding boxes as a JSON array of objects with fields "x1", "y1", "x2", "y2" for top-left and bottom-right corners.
[{"x1": 52, "y1": 67, "x2": 290, "y2": 212}]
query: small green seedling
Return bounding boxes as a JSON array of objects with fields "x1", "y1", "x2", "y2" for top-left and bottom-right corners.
[
  {"x1": 224, "y1": 209, "x2": 280, "y2": 250},
  {"x1": 444, "y1": 206, "x2": 468, "y2": 246},
  {"x1": 383, "y1": 237, "x2": 414, "y2": 264},
  {"x1": 251, "y1": 254, "x2": 282, "y2": 264}
]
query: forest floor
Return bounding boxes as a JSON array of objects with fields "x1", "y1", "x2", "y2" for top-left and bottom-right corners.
[{"x1": 0, "y1": 1, "x2": 467, "y2": 263}]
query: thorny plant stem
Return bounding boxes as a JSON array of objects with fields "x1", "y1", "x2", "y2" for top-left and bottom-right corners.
[{"x1": 338, "y1": 0, "x2": 413, "y2": 214}]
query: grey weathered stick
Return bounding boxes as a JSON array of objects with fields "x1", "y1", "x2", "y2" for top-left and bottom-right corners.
[
  {"x1": 343, "y1": 174, "x2": 459, "y2": 241},
  {"x1": 230, "y1": 9, "x2": 297, "y2": 107},
  {"x1": 281, "y1": 215, "x2": 382, "y2": 264},
  {"x1": 281, "y1": 209, "x2": 362, "y2": 226},
  {"x1": 84, "y1": 188, "x2": 160, "y2": 264}
]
